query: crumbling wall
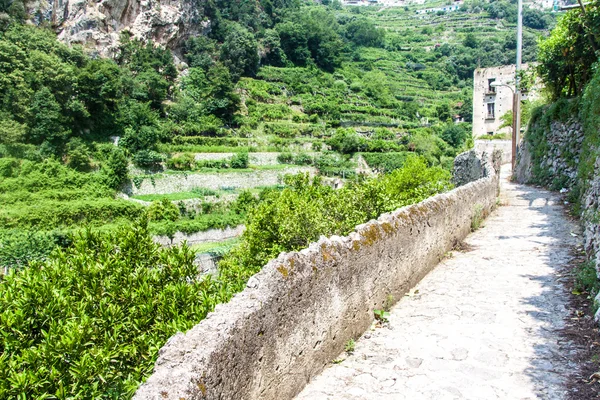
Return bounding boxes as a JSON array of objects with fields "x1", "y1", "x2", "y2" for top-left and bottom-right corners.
[{"x1": 134, "y1": 157, "x2": 500, "y2": 400}]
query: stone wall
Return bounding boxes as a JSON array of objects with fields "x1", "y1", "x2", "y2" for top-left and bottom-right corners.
[
  {"x1": 153, "y1": 225, "x2": 245, "y2": 247},
  {"x1": 126, "y1": 167, "x2": 315, "y2": 196},
  {"x1": 134, "y1": 154, "x2": 500, "y2": 400},
  {"x1": 475, "y1": 139, "x2": 512, "y2": 165},
  {"x1": 516, "y1": 114, "x2": 600, "y2": 318},
  {"x1": 515, "y1": 118, "x2": 583, "y2": 188}
]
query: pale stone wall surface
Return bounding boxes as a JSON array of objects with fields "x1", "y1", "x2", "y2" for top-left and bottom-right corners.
[
  {"x1": 193, "y1": 153, "x2": 282, "y2": 166},
  {"x1": 134, "y1": 153, "x2": 500, "y2": 400},
  {"x1": 126, "y1": 167, "x2": 315, "y2": 195},
  {"x1": 153, "y1": 225, "x2": 245, "y2": 247},
  {"x1": 475, "y1": 139, "x2": 512, "y2": 165}
]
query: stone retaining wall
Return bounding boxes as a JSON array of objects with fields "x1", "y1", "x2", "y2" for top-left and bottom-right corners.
[
  {"x1": 134, "y1": 156, "x2": 500, "y2": 400},
  {"x1": 515, "y1": 118, "x2": 583, "y2": 188},
  {"x1": 193, "y1": 152, "x2": 283, "y2": 166},
  {"x1": 126, "y1": 167, "x2": 316, "y2": 196},
  {"x1": 475, "y1": 139, "x2": 512, "y2": 165},
  {"x1": 153, "y1": 225, "x2": 245, "y2": 247},
  {"x1": 516, "y1": 114, "x2": 600, "y2": 318}
]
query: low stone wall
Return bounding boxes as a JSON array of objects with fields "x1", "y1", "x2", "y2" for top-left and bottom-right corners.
[
  {"x1": 153, "y1": 225, "x2": 245, "y2": 247},
  {"x1": 126, "y1": 167, "x2": 316, "y2": 196},
  {"x1": 193, "y1": 152, "x2": 282, "y2": 166},
  {"x1": 475, "y1": 139, "x2": 512, "y2": 165},
  {"x1": 134, "y1": 155, "x2": 500, "y2": 400}
]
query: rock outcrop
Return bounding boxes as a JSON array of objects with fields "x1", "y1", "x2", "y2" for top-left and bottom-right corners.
[{"x1": 26, "y1": 0, "x2": 209, "y2": 57}]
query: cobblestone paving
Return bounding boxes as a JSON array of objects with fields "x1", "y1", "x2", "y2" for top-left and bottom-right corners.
[{"x1": 296, "y1": 171, "x2": 579, "y2": 400}]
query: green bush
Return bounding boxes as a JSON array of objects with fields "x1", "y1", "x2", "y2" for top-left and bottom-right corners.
[
  {"x1": 0, "y1": 222, "x2": 242, "y2": 399},
  {"x1": 0, "y1": 158, "x2": 19, "y2": 178},
  {"x1": 149, "y1": 211, "x2": 246, "y2": 236},
  {"x1": 230, "y1": 152, "x2": 249, "y2": 169},
  {"x1": 101, "y1": 148, "x2": 129, "y2": 190},
  {"x1": 219, "y1": 155, "x2": 452, "y2": 277},
  {"x1": 0, "y1": 199, "x2": 144, "y2": 229},
  {"x1": 0, "y1": 229, "x2": 67, "y2": 271},
  {"x1": 132, "y1": 150, "x2": 164, "y2": 169},
  {"x1": 277, "y1": 151, "x2": 294, "y2": 164},
  {"x1": 361, "y1": 152, "x2": 410, "y2": 173},
  {"x1": 167, "y1": 152, "x2": 196, "y2": 171},
  {"x1": 147, "y1": 199, "x2": 180, "y2": 222}
]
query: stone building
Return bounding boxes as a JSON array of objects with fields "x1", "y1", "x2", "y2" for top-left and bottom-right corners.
[{"x1": 472, "y1": 64, "x2": 538, "y2": 138}]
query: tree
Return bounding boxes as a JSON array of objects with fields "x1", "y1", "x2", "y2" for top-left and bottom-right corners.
[
  {"x1": 184, "y1": 35, "x2": 218, "y2": 70},
  {"x1": 538, "y1": 9, "x2": 598, "y2": 99},
  {"x1": 276, "y1": 21, "x2": 311, "y2": 66},
  {"x1": 0, "y1": 118, "x2": 26, "y2": 145},
  {"x1": 178, "y1": 63, "x2": 240, "y2": 123},
  {"x1": 523, "y1": 7, "x2": 549, "y2": 30},
  {"x1": 28, "y1": 87, "x2": 70, "y2": 150},
  {"x1": 260, "y1": 29, "x2": 287, "y2": 66},
  {"x1": 459, "y1": 96, "x2": 473, "y2": 123},
  {"x1": 220, "y1": 22, "x2": 260, "y2": 79},
  {"x1": 345, "y1": 18, "x2": 385, "y2": 47},
  {"x1": 463, "y1": 33, "x2": 480, "y2": 49},
  {"x1": 102, "y1": 147, "x2": 129, "y2": 189},
  {"x1": 441, "y1": 124, "x2": 468, "y2": 148}
]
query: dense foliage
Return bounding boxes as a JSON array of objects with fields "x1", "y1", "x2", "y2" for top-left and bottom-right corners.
[
  {"x1": 219, "y1": 155, "x2": 452, "y2": 278},
  {"x1": 0, "y1": 222, "x2": 247, "y2": 399},
  {"x1": 538, "y1": 0, "x2": 599, "y2": 99}
]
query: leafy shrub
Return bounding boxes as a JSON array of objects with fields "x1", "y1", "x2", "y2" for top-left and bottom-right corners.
[
  {"x1": 361, "y1": 152, "x2": 410, "y2": 173},
  {"x1": 219, "y1": 156, "x2": 452, "y2": 277},
  {"x1": 0, "y1": 158, "x2": 19, "y2": 178},
  {"x1": 147, "y1": 199, "x2": 180, "y2": 222},
  {"x1": 441, "y1": 124, "x2": 469, "y2": 148},
  {"x1": 0, "y1": 222, "x2": 241, "y2": 399},
  {"x1": 101, "y1": 148, "x2": 129, "y2": 190},
  {"x1": 149, "y1": 212, "x2": 246, "y2": 236},
  {"x1": 294, "y1": 152, "x2": 314, "y2": 165},
  {"x1": 277, "y1": 152, "x2": 294, "y2": 164},
  {"x1": 0, "y1": 199, "x2": 144, "y2": 229},
  {"x1": 132, "y1": 150, "x2": 164, "y2": 169},
  {"x1": 0, "y1": 229, "x2": 67, "y2": 271},
  {"x1": 326, "y1": 129, "x2": 366, "y2": 154},
  {"x1": 230, "y1": 152, "x2": 249, "y2": 169},
  {"x1": 233, "y1": 190, "x2": 258, "y2": 214},
  {"x1": 167, "y1": 152, "x2": 196, "y2": 171}
]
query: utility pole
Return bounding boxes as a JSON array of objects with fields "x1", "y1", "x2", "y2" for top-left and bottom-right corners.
[{"x1": 512, "y1": 0, "x2": 523, "y2": 172}]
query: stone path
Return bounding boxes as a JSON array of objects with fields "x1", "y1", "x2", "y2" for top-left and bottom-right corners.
[{"x1": 296, "y1": 169, "x2": 580, "y2": 400}]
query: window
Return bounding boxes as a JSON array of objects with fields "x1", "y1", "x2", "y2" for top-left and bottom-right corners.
[
  {"x1": 486, "y1": 103, "x2": 495, "y2": 119},
  {"x1": 488, "y1": 78, "x2": 496, "y2": 93}
]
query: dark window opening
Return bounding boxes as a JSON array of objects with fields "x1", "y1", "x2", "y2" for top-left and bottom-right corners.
[{"x1": 486, "y1": 103, "x2": 495, "y2": 119}]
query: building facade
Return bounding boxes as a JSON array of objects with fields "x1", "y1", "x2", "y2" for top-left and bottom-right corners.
[{"x1": 472, "y1": 64, "x2": 538, "y2": 138}]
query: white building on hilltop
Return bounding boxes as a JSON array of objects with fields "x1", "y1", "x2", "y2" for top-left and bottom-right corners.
[{"x1": 472, "y1": 64, "x2": 539, "y2": 138}]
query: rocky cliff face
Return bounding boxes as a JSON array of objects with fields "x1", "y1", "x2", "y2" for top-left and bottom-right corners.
[{"x1": 27, "y1": 0, "x2": 209, "y2": 57}]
